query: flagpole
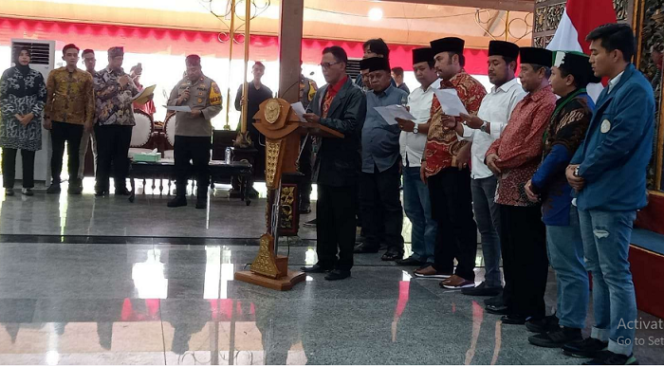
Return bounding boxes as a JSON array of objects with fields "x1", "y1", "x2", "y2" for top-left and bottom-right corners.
[
  {"x1": 240, "y1": 0, "x2": 252, "y2": 135},
  {"x1": 223, "y1": 0, "x2": 237, "y2": 130}
]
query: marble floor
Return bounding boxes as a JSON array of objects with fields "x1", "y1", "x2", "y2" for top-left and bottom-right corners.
[
  {"x1": 0, "y1": 239, "x2": 662, "y2": 365},
  {"x1": 0, "y1": 179, "x2": 320, "y2": 240}
]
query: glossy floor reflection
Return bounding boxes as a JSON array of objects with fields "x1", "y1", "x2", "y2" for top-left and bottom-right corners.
[
  {"x1": 0, "y1": 179, "x2": 319, "y2": 239},
  {"x1": 0, "y1": 240, "x2": 662, "y2": 365}
]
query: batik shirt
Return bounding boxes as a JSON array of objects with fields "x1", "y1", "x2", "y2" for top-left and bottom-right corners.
[
  {"x1": 44, "y1": 67, "x2": 95, "y2": 126},
  {"x1": 422, "y1": 70, "x2": 486, "y2": 177},
  {"x1": 0, "y1": 66, "x2": 47, "y2": 151},
  {"x1": 486, "y1": 85, "x2": 557, "y2": 207},
  {"x1": 93, "y1": 67, "x2": 140, "y2": 126},
  {"x1": 531, "y1": 90, "x2": 594, "y2": 225}
]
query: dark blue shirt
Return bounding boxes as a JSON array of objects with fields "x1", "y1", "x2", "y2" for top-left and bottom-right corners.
[{"x1": 361, "y1": 85, "x2": 409, "y2": 173}]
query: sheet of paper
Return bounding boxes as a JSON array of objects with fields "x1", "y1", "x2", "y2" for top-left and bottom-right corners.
[
  {"x1": 132, "y1": 84, "x2": 156, "y2": 104},
  {"x1": 291, "y1": 102, "x2": 307, "y2": 122},
  {"x1": 432, "y1": 89, "x2": 468, "y2": 117},
  {"x1": 164, "y1": 105, "x2": 192, "y2": 112},
  {"x1": 373, "y1": 105, "x2": 417, "y2": 126}
]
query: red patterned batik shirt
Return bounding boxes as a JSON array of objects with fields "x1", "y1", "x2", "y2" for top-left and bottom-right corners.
[
  {"x1": 486, "y1": 85, "x2": 557, "y2": 207},
  {"x1": 423, "y1": 70, "x2": 486, "y2": 177}
]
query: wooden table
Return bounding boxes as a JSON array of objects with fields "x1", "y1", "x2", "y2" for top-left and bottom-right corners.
[{"x1": 128, "y1": 160, "x2": 253, "y2": 205}]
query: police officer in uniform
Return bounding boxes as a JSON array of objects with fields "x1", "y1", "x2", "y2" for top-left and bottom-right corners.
[{"x1": 167, "y1": 55, "x2": 222, "y2": 209}]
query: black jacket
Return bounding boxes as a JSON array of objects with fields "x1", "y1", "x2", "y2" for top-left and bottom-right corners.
[{"x1": 307, "y1": 77, "x2": 366, "y2": 187}]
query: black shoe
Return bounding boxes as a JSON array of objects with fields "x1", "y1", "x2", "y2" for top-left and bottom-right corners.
[
  {"x1": 354, "y1": 244, "x2": 379, "y2": 254},
  {"x1": 563, "y1": 338, "x2": 609, "y2": 358},
  {"x1": 5, "y1": 188, "x2": 14, "y2": 196},
  {"x1": 304, "y1": 219, "x2": 317, "y2": 228},
  {"x1": 501, "y1": 314, "x2": 526, "y2": 325},
  {"x1": 195, "y1": 200, "x2": 207, "y2": 209},
  {"x1": 485, "y1": 304, "x2": 510, "y2": 315},
  {"x1": 526, "y1": 314, "x2": 560, "y2": 333},
  {"x1": 395, "y1": 256, "x2": 423, "y2": 266},
  {"x1": 95, "y1": 190, "x2": 107, "y2": 197},
  {"x1": 381, "y1": 250, "x2": 403, "y2": 261},
  {"x1": 247, "y1": 187, "x2": 259, "y2": 199},
  {"x1": 325, "y1": 270, "x2": 351, "y2": 281},
  {"x1": 68, "y1": 182, "x2": 83, "y2": 195},
  {"x1": 583, "y1": 351, "x2": 638, "y2": 365},
  {"x1": 300, "y1": 264, "x2": 332, "y2": 273},
  {"x1": 462, "y1": 282, "x2": 502, "y2": 296},
  {"x1": 484, "y1": 294, "x2": 504, "y2": 307},
  {"x1": 528, "y1": 327, "x2": 582, "y2": 348},
  {"x1": 167, "y1": 196, "x2": 187, "y2": 208},
  {"x1": 115, "y1": 187, "x2": 130, "y2": 196},
  {"x1": 21, "y1": 188, "x2": 34, "y2": 196},
  {"x1": 46, "y1": 184, "x2": 61, "y2": 194}
]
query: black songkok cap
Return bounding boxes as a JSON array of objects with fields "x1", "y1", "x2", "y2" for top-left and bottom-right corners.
[
  {"x1": 412, "y1": 48, "x2": 435, "y2": 65},
  {"x1": 430, "y1": 37, "x2": 465, "y2": 55},
  {"x1": 519, "y1": 47, "x2": 553, "y2": 67},
  {"x1": 488, "y1": 41, "x2": 520, "y2": 59},
  {"x1": 360, "y1": 57, "x2": 391, "y2": 72},
  {"x1": 553, "y1": 51, "x2": 602, "y2": 84}
]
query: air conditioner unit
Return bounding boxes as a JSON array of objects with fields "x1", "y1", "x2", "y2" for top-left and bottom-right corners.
[
  {"x1": 347, "y1": 58, "x2": 362, "y2": 83},
  {"x1": 10, "y1": 39, "x2": 55, "y2": 184}
]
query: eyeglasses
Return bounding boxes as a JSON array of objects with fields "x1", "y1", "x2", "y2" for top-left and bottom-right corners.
[{"x1": 319, "y1": 61, "x2": 341, "y2": 69}]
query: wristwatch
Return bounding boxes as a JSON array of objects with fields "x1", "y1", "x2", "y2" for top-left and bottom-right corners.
[
  {"x1": 480, "y1": 121, "x2": 488, "y2": 133},
  {"x1": 413, "y1": 124, "x2": 419, "y2": 134}
]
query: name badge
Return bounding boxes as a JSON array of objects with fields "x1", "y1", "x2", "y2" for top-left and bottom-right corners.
[{"x1": 601, "y1": 119, "x2": 611, "y2": 133}]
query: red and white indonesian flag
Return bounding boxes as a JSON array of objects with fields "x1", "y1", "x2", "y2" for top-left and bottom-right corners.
[{"x1": 546, "y1": 0, "x2": 617, "y2": 100}]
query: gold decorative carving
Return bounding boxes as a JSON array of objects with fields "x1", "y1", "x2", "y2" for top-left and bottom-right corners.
[
  {"x1": 265, "y1": 99, "x2": 281, "y2": 124},
  {"x1": 279, "y1": 186, "x2": 295, "y2": 230},
  {"x1": 535, "y1": 6, "x2": 547, "y2": 32},
  {"x1": 250, "y1": 234, "x2": 280, "y2": 278},
  {"x1": 546, "y1": 4, "x2": 565, "y2": 31},
  {"x1": 265, "y1": 139, "x2": 282, "y2": 189},
  {"x1": 613, "y1": 0, "x2": 629, "y2": 21}
]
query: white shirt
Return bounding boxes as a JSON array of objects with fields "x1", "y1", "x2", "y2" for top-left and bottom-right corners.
[
  {"x1": 459, "y1": 77, "x2": 527, "y2": 179},
  {"x1": 400, "y1": 79, "x2": 441, "y2": 167},
  {"x1": 608, "y1": 71, "x2": 624, "y2": 94}
]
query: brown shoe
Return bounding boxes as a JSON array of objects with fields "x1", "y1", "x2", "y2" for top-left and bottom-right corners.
[
  {"x1": 440, "y1": 275, "x2": 475, "y2": 289},
  {"x1": 413, "y1": 266, "x2": 452, "y2": 279}
]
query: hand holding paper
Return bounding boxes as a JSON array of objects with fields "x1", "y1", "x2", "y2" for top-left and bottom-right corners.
[
  {"x1": 291, "y1": 102, "x2": 308, "y2": 122},
  {"x1": 433, "y1": 89, "x2": 468, "y2": 117},
  {"x1": 374, "y1": 105, "x2": 417, "y2": 126}
]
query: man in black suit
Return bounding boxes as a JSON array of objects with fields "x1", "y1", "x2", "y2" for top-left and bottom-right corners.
[{"x1": 300, "y1": 46, "x2": 367, "y2": 281}]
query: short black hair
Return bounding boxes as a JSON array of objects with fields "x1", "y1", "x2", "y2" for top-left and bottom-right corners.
[
  {"x1": 62, "y1": 43, "x2": 80, "y2": 55},
  {"x1": 531, "y1": 64, "x2": 552, "y2": 78},
  {"x1": 363, "y1": 38, "x2": 390, "y2": 58},
  {"x1": 82, "y1": 49, "x2": 94, "y2": 56},
  {"x1": 502, "y1": 56, "x2": 516, "y2": 69},
  {"x1": 586, "y1": 23, "x2": 635, "y2": 62},
  {"x1": 323, "y1": 46, "x2": 348, "y2": 65},
  {"x1": 447, "y1": 51, "x2": 465, "y2": 68},
  {"x1": 391, "y1": 67, "x2": 404, "y2": 77}
]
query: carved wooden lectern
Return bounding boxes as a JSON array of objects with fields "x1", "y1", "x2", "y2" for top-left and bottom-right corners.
[{"x1": 234, "y1": 98, "x2": 344, "y2": 291}]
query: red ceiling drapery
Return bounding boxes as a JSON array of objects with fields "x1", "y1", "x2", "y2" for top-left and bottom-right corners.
[{"x1": 0, "y1": 17, "x2": 490, "y2": 75}]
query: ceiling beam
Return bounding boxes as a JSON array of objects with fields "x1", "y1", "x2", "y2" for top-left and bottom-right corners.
[{"x1": 376, "y1": 0, "x2": 534, "y2": 13}]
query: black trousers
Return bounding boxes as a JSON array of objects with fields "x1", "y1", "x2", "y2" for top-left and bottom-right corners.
[
  {"x1": 51, "y1": 121, "x2": 84, "y2": 184},
  {"x1": 499, "y1": 204, "x2": 548, "y2": 318},
  {"x1": 428, "y1": 167, "x2": 477, "y2": 281},
  {"x1": 298, "y1": 135, "x2": 313, "y2": 207},
  {"x1": 95, "y1": 125, "x2": 132, "y2": 191},
  {"x1": 360, "y1": 162, "x2": 404, "y2": 252},
  {"x1": 2, "y1": 148, "x2": 35, "y2": 189},
  {"x1": 174, "y1": 136, "x2": 210, "y2": 198},
  {"x1": 316, "y1": 184, "x2": 358, "y2": 271}
]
